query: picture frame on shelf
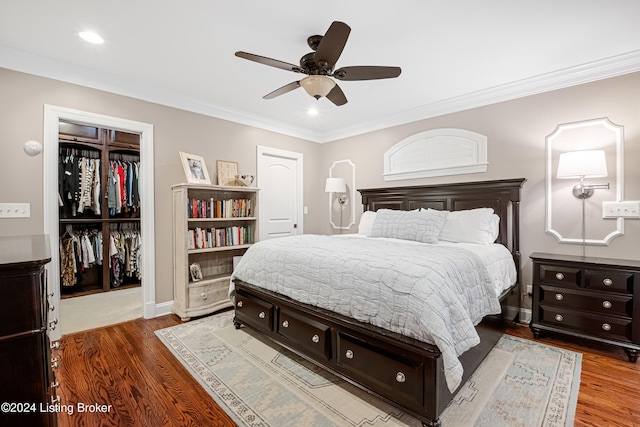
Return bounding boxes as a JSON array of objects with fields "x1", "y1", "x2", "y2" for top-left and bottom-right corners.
[
  {"x1": 180, "y1": 152, "x2": 211, "y2": 184},
  {"x1": 189, "y1": 263, "x2": 203, "y2": 282},
  {"x1": 217, "y1": 160, "x2": 239, "y2": 186}
]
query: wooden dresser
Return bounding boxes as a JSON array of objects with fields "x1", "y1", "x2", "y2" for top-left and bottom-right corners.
[
  {"x1": 530, "y1": 252, "x2": 640, "y2": 362},
  {"x1": 0, "y1": 235, "x2": 58, "y2": 427}
]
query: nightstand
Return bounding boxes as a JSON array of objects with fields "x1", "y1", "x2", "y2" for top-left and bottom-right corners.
[{"x1": 530, "y1": 252, "x2": 640, "y2": 362}]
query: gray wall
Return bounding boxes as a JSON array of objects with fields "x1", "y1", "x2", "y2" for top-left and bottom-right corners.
[
  {"x1": 319, "y1": 71, "x2": 640, "y2": 311},
  {"x1": 1, "y1": 66, "x2": 639, "y2": 310}
]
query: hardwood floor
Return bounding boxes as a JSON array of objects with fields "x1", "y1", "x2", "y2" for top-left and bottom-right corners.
[{"x1": 55, "y1": 315, "x2": 640, "y2": 427}]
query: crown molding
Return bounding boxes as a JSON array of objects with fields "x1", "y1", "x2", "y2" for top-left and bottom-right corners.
[{"x1": 2, "y1": 45, "x2": 640, "y2": 144}]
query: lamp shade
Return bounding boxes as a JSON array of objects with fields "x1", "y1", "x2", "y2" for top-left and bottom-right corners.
[
  {"x1": 557, "y1": 150, "x2": 608, "y2": 179},
  {"x1": 300, "y1": 75, "x2": 336, "y2": 99},
  {"x1": 325, "y1": 177, "x2": 346, "y2": 193}
]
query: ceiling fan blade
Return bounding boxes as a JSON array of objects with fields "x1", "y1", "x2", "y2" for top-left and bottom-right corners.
[
  {"x1": 235, "y1": 51, "x2": 303, "y2": 73},
  {"x1": 263, "y1": 81, "x2": 301, "y2": 99},
  {"x1": 326, "y1": 84, "x2": 347, "y2": 106},
  {"x1": 314, "y1": 21, "x2": 351, "y2": 69},
  {"x1": 333, "y1": 66, "x2": 401, "y2": 81}
]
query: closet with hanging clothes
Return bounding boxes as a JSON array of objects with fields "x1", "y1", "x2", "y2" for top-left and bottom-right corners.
[{"x1": 58, "y1": 121, "x2": 141, "y2": 298}]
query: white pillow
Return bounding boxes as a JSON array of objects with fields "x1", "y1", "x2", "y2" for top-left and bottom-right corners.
[
  {"x1": 433, "y1": 207, "x2": 498, "y2": 245},
  {"x1": 369, "y1": 209, "x2": 448, "y2": 244},
  {"x1": 358, "y1": 211, "x2": 377, "y2": 235}
]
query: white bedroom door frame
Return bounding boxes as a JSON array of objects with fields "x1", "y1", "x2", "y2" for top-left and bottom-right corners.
[
  {"x1": 43, "y1": 105, "x2": 156, "y2": 341},
  {"x1": 256, "y1": 146, "x2": 304, "y2": 240}
]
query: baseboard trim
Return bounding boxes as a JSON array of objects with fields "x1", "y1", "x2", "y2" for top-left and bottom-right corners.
[{"x1": 519, "y1": 308, "x2": 532, "y2": 324}]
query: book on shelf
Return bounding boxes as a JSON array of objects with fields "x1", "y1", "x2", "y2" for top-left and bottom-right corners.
[
  {"x1": 187, "y1": 198, "x2": 252, "y2": 219},
  {"x1": 187, "y1": 225, "x2": 253, "y2": 249}
]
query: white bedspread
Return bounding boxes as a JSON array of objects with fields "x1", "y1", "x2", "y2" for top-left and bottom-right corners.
[{"x1": 230, "y1": 234, "x2": 503, "y2": 392}]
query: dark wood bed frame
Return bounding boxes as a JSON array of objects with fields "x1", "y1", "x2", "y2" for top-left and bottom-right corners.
[{"x1": 233, "y1": 178, "x2": 526, "y2": 426}]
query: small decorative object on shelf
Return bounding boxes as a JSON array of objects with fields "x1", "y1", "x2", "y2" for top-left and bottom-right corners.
[
  {"x1": 216, "y1": 160, "x2": 239, "y2": 186},
  {"x1": 172, "y1": 183, "x2": 258, "y2": 321},
  {"x1": 530, "y1": 252, "x2": 640, "y2": 363}
]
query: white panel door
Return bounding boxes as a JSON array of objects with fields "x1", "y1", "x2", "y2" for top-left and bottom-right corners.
[{"x1": 257, "y1": 146, "x2": 303, "y2": 240}]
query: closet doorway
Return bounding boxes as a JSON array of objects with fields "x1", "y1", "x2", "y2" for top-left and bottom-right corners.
[{"x1": 43, "y1": 105, "x2": 156, "y2": 342}]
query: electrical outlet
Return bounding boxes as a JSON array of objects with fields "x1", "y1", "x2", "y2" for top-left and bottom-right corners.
[{"x1": 0, "y1": 203, "x2": 30, "y2": 218}]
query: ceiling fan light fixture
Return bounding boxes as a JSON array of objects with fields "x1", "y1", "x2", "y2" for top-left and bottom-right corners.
[{"x1": 299, "y1": 75, "x2": 336, "y2": 99}]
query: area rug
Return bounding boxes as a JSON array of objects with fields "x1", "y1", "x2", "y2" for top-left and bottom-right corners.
[{"x1": 156, "y1": 312, "x2": 581, "y2": 426}]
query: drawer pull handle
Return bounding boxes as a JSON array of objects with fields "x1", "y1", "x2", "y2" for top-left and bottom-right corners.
[
  {"x1": 50, "y1": 341, "x2": 60, "y2": 350},
  {"x1": 258, "y1": 311, "x2": 266, "y2": 319},
  {"x1": 555, "y1": 314, "x2": 564, "y2": 322},
  {"x1": 555, "y1": 293, "x2": 564, "y2": 301},
  {"x1": 602, "y1": 323, "x2": 612, "y2": 331},
  {"x1": 311, "y1": 334, "x2": 320, "y2": 343},
  {"x1": 282, "y1": 320, "x2": 289, "y2": 328},
  {"x1": 51, "y1": 395, "x2": 60, "y2": 405},
  {"x1": 201, "y1": 293, "x2": 208, "y2": 300},
  {"x1": 51, "y1": 358, "x2": 59, "y2": 369},
  {"x1": 50, "y1": 304, "x2": 55, "y2": 311},
  {"x1": 602, "y1": 301, "x2": 612, "y2": 309},
  {"x1": 345, "y1": 349, "x2": 354, "y2": 359},
  {"x1": 51, "y1": 381, "x2": 59, "y2": 389},
  {"x1": 555, "y1": 273, "x2": 564, "y2": 280},
  {"x1": 396, "y1": 372, "x2": 406, "y2": 383},
  {"x1": 603, "y1": 278, "x2": 613, "y2": 287},
  {"x1": 237, "y1": 301, "x2": 243, "y2": 308}
]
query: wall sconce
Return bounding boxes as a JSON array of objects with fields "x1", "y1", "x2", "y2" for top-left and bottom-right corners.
[
  {"x1": 557, "y1": 149, "x2": 610, "y2": 256},
  {"x1": 325, "y1": 177, "x2": 347, "y2": 231}
]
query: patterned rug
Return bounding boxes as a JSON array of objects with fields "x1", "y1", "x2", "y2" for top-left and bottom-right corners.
[{"x1": 156, "y1": 312, "x2": 581, "y2": 426}]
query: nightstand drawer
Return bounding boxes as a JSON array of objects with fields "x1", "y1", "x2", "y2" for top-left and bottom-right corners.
[
  {"x1": 540, "y1": 285, "x2": 633, "y2": 317},
  {"x1": 539, "y1": 265, "x2": 581, "y2": 288},
  {"x1": 539, "y1": 305, "x2": 633, "y2": 343},
  {"x1": 586, "y1": 270, "x2": 634, "y2": 293}
]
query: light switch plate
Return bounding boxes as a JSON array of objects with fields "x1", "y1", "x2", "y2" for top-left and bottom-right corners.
[
  {"x1": 602, "y1": 201, "x2": 640, "y2": 219},
  {"x1": 0, "y1": 203, "x2": 31, "y2": 218}
]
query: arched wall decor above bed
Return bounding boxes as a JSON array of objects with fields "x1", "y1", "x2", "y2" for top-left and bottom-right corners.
[{"x1": 383, "y1": 128, "x2": 488, "y2": 181}]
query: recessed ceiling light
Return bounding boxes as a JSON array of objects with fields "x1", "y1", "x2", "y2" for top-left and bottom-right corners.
[
  {"x1": 307, "y1": 108, "x2": 319, "y2": 116},
  {"x1": 79, "y1": 31, "x2": 104, "y2": 44}
]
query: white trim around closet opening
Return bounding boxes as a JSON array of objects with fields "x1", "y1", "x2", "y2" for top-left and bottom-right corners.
[{"x1": 43, "y1": 105, "x2": 156, "y2": 341}]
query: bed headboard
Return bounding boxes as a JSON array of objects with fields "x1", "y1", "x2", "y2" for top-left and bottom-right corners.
[{"x1": 359, "y1": 178, "x2": 526, "y2": 280}]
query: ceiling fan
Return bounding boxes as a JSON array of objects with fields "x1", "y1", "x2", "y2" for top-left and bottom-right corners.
[{"x1": 235, "y1": 21, "x2": 401, "y2": 106}]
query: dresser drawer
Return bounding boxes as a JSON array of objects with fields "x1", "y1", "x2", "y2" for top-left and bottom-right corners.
[
  {"x1": 585, "y1": 270, "x2": 634, "y2": 293},
  {"x1": 336, "y1": 332, "x2": 424, "y2": 407},
  {"x1": 235, "y1": 292, "x2": 274, "y2": 333},
  {"x1": 188, "y1": 280, "x2": 230, "y2": 310},
  {"x1": 278, "y1": 308, "x2": 331, "y2": 360},
  {"x1": 538, "y1": 264, "x2": 581, "y2": 289},
  {"x1": 539, "y1": 305, "x2": 633, "y2": 343},
  {"x1": 540, "y1": 285, "x2": 633, "y2": 317}
]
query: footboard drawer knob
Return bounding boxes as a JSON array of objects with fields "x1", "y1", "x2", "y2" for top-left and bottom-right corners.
[
  {"x1": 345, "y1": 349, "x2": 354, "y2": 359},
  {"x1": 602, "y1": 301, "x2": 612, "y2": 309},
  {"x1": 602, "y1": 323, "x2": 612, "y2": 331},
  {"x1": 396, "y1": 372, "x2": 406, "y2": 383},
  {"x1": 603, "y1": 278, "x2": 613, "y2": 286},
  {"x1": 554, "y1": 314, "x2": 563, "y2": 322},
  {"x1": 259, "y1": 311, "x2": 266, "y2": 319},
  {"x1": 282, "y1": 320, "x2": 289, "y2": 328},
  {"x1": 237, "y1": 300, "x2": 243, "y2": 308},
  {"x1": 312, "y1": 334, "x2": 319, "y2": 343},
  {"x1": 555, "y1": 293, "x2": 564, "y2": 301},
  {"x1": 201, "y1": 293, "x2": 208, "y2": 300},
  {"x1": 555, "y1": 272, "x2": 564, "y2": 280}
]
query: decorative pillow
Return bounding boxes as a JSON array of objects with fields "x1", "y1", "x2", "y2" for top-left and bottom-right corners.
[
  {"x1": 358, "y1": 211, "x2": 377, "y2": 235},
  {"x1": 369, "y1": 209, "x2": 448, "y2": 244},
  {"x1": 434, "y1": 207, "x2": 498, "y2": 245}
]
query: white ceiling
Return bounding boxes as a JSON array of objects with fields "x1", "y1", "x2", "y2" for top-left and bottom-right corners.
[{"x1": 2, "y1": 1, "x2": 640, "y2": 143}]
